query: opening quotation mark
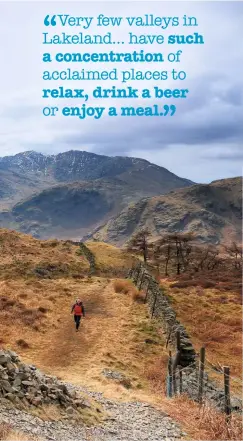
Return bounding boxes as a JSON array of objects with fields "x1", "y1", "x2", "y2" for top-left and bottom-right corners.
[{"x1": 44, "y1": 15, "x2": 57, "y2": 26}]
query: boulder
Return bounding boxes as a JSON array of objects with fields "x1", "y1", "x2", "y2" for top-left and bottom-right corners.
[
  {"x1": 6, "y1": 362, "x2": 17, "y2": 373},
  {"x1": 4, "y1": 392, "x2": 16, "y2": 403},
  {"x1": 76, "y1": 399, "x2": 92, "y2": 409},
  {"x1": 21, "y1": 380, "x2": 35, "y2": 386},
  {"x1": 17, "y1": 391, "x2": 25, "y2": 398},
  {"x1": 40, "y1": 383, "x2": 49, "y2": 392},
  {"x1": 31, "y1": 397, "x2": 43, "y2": 406},
  {"x1": 7, "y1": 350, "x2": 19, "y2": 361},
  {"x1": 0, "y1": 372, "x2": 9, "y2": 381},
  {"x1": 1, "y1": 380, "x2": 13, "y2": 392},
  {"x1": 59, "y1": 383, "x2": 69, "y2": 394},
  {"x1": 0, "y1": 352, "x2": 11, "y2": 365},
  {"x1": 13, "y1": 376, "x2": 22, "y2": 388}
]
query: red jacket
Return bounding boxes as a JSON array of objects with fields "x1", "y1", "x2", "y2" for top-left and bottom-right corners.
[{"x1": 71, "y1": 302, "x2": 85, "y2": 316}]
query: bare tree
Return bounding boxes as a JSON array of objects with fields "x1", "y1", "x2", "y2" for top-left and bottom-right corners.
[
  {"x1": 224, "y1": 242, "x2": 243, "y2": 270},
  {"x1": 149, "y1": 240, "x2": 164, "y2": 278},
  {"x1": 151, "y1": 233, "x2": 194, "y2": 276},
  {"x1": 192, "y1": 244, "x2": 220, "y2": 272},
  {"x1": 126, "y1": 229, "x2": 151, "y2": 263},
  {"x1": 178, "y1": 233, "x2": 194, "y2": 272},
  {"x1": 164, "y1": 233, "x2": 194, "y2": 275},
  {"x1": 151, "y1": 237, "x2": 173, "y2": 277}
]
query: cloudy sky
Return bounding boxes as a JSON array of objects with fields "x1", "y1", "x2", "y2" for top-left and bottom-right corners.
[{"x1": 0, "y1": 1, "x2": 242, "y2": 182}]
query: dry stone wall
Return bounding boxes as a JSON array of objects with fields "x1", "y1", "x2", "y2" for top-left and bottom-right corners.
[
  {"x1": 128, "y1": 264, "x2": 242, "y2": 413},
  {"x1": 79, "y1": 242, "x2": 96, "y2": 275},
  {"x1": 0, "y1": 349, "x2": 91, "y2": 413},
  {"x1": 128, "y1": 264, "x2": 196, "y2": 367}
]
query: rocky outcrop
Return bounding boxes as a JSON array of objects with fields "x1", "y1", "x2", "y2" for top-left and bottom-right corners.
[
  {"x1": 0, "y1": 349, "x2": 91, "y2": 413},
  {"x1": 95, "y1": 177, "x2": 241, "y2": 245}
]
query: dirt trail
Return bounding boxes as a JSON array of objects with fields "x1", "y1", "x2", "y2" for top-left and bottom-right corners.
[
  {"x1": 43, "y1": 288, "x2": 106, "y2": 370},
  {"x1": 0, "y1": 278, "x2": 186, "y2": 439},
  {"x1": 2, "y1": 276, "x2": 166, "y2": 399},
  {"x1": 37, "y1": 280, "x2": 132, "y2": 388}
]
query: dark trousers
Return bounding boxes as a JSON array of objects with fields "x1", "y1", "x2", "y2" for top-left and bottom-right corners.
[{"x1": 74, "y1": 315, "x2": 81, "y2": 330}]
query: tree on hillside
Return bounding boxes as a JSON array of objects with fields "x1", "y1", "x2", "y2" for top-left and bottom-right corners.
[
  {"x1": 151, "y1": 237, "x2": 173, "y2": 277},
  {"x1": 149, "y1": 239, "x2": 164, "y2": 278},
  {"x1": 192, "y1": 244, "x2": 220, "y2": 272},
  {"x1": 151, "y1": 233, "x2": 194, "y2": 276},
  {"x1": 224, "y1": 242, "x2": 243, "y2": 270},
  {"x1": 126, "y1": 229, "x2": 151, "y2": 263},
  {"x1": 174, "y1": 232, "x2": 194, "y2": 273}
]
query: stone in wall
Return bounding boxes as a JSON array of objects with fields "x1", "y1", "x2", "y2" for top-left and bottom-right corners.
[{"x1": 0, "y1": 349, "x2": 92, "y2": 412}]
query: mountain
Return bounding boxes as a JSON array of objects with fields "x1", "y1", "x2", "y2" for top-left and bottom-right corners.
[
  {"x1": 89, "y1": 177, "x2": 242, "y2": 245},
  {"x1": 0, "y1": 150, "x2": 194, "y2": 239},
  {"x1": 0, "y1": 150, "x2": 193, "y2": 207},
  {"x1": 0, "y1": 151, "x2": 241, "y2": 245},
  {"x1": 0, "y1": 168, "x2": 56, "y2": 209},
  {"x1": 0, "y1": 178, "x2": 150, "y2": 239}
]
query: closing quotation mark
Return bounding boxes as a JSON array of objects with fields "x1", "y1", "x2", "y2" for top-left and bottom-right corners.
[
  {"x1": 44, "y1": 15, "x2": 57, "y2": 26},
  {"x1": 163, "y1": 105, "x2": 176, "y2": 116}
]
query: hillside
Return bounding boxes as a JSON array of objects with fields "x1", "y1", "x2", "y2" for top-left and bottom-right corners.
[
  {"x1": 0, "y1": 150, "x2": 193, "y2": 210},
  {"x1": 161, "y1": 279, "x2": 242, "y2": 383},
  {"x1": 0, "y1": 229, "x2": 179, "y2": 438},
  {"x1": 0, "y1": 229, "x2": 134, "y2": 279},
  {"x1": 0, "y1": 230, "x2": 147, "y2": 393},
  {"x1": 0, "y1": 178, "x2": 158, "y2": 240},
  {"x1": 0, "y1": 169, "x2": 55, "y2": 209},
  {"x1": 91, "y1": 177, "x2": 242, "y2": 245},
  {"x1": 0, "y1": 229, "x2": 242, "y2": 441}
]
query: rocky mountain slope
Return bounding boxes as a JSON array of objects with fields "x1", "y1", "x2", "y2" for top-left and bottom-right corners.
[
  {"x1": 0, "y1": 169, "x2": 56, "y2": 209},
  {"x1": 0, "y1": 150, "x2": 194, "y2": 239},
  {"x1": 0, "y1": 177, "x2": 163, "y2": 240},
  {"x1": 90, "y1": 177, "x2": 242, "y2": 245},
  {"x1": 0, "y1": 150, "x2": 193, "y2": 209}
]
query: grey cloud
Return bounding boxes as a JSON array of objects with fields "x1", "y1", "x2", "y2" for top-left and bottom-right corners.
[
  {"x1": 202, "y1": 145, "x2": 243, "y2": 162},
  {"x1": 210, "y1": 153, "x2": 243, "y2": 161},
  {"x1": 218, "y1": 84, "x2": 243, "y2": 106},
  {"x1": 54, "y1": 73, "x2": 243, "y2": 156},
  {"x1": 1, "y1": 104, "x2": 41, "y2": 120},
  {"x1": 0, "y1": 1, "x2": 242, "y2": 183}
]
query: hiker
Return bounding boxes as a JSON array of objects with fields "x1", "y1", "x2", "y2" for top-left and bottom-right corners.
[{"x1": 71, "y1": 299, "x2": 85, "y2": 331}]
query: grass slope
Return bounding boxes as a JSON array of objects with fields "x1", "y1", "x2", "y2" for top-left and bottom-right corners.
[
  {"x1": 0, "y1": 229, "x2": 242, "y2": 440},
  {"x1": 0, "y1": 230, "x2": 165, "y2": 399},
  {"x1": 161, "y1": 279, "x2": 242, "y2": 390}
]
